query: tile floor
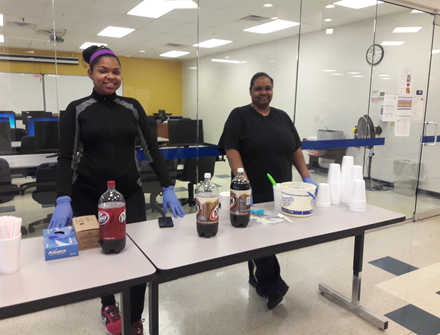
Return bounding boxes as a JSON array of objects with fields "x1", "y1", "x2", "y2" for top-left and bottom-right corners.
[{"x1": 2, "y1": 160, "x2": 440, "y2": 334}]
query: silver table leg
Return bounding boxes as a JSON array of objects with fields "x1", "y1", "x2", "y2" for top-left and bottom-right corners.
[{"x1": 319, "y1": 233, "x2": 388, "y2": 330}]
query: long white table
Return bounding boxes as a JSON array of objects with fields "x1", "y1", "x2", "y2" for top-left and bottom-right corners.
[
  {"x1": 126, "y1": 203, "x2": 405, "y2": 335},
  {"x1": 0, "y1": 236, "x2": 156, "y2": 335},
  {"x1": 0, "y1": 153, "x2": 57, "y2": 169}
]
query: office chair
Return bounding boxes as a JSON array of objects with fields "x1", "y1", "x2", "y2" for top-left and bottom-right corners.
[
  {"x1": 0, "y1": 158, "x2": 26, "y2": 234},
  {"x1": 20, "y1": 135, "x2": 36, "y2": 154},
  {"x1": 179, "y1": 156, "x2": 216, "y2": 207},
  {"x1": 10, "y1": 128, "x2": 27, "y2": 142},
  {"x1": 28, "y1": 162, "x2": 57, "y2": 233},
  {"x1": 139, "y1": 159, "x2": 178, "y2": 217}
]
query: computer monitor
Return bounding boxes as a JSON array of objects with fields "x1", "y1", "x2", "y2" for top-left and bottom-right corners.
[
  {"x1": 167, "y1": 119, "x2": 204, "y2": 146},
  {"x1": 0, "y1": 111, "x2": 16, "y2": 129},
  {"x1": 26, "y1": 117, "x2": 58, "y2": 136},
  {"x1": 34, "y1": 121, "x2": 59, "y2": 152},
  {"x1": 147, "y1": 115, "x2": 158, "y2": 138},
  {"x1": 22, "y1": 111, "x2": 52, "y2": 126},
  {"x1": 0, "y1": 121, "x2": 11, "y2": 152},
  {"x1": 153, "y1": 110, "x2": 172, "y2": 122}
]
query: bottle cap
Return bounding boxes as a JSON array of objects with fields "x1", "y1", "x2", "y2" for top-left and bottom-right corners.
[
  {"x1": 107, "y1": 180, "x2": 115, "y2": 187},
  {"x1": 204, "y1": 173, "x2": 211, "y2": 179},
  {"x1": 237, "y1": 168, "x2": 244, "y2": 173}
]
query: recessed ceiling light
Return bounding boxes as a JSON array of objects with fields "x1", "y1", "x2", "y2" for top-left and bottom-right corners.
[
  {"x1": 326, "y1": 29, "x2": 333, "y2": 34},
  {"x1": 353, "y1": 75, "x2": 364, "y2": 77},
  {"x1": 79, "y1": 42, "x2": 108, "y2": 49},
  {"x1": 128, "y1": 0, "x2": 196, "y2": 19},
  {"x1": 324, "y1": 18, "x2": 332, "y2": 22},
  {"x1": 348, "y1": 72, "x2": 360, "y2": 74},
  {"x1": 263, "y1": 4, "x2": 273, "y2": 7},
  {"x1": 326, "y1": 4, "x2": 336, "y2": 8},
  {"x1": 381, "y1": 78, "x2": 391, "y2": 80},
  {"x1": 331, "y1": 73, "x2": 343, "y2": 75},
  {"x1": 139, "y1": 50, "x2": 146, "y2": 53},
  {"x1": 211, "y1": 59, "x2": 247, "y2": 64},
  {"x1": 378, "y1": 74, "x2": 390, "y2": 76},
  {"x1": 0, "y1": 35, "x2": 4, "y2": 43},
  {"x1": 333, "y1": 0, "x2": 383, "y2": 9},
  {"x1": 432, "y1": 50, "x2": 440, "y2": 54},
  {"x1": 0, "y1": 14, "x2": 3, "y2": 26},
  {"x1": 393, "y1": 27, "x2": 422, "y2": 33},
  {"x1": 271, "y1": 17, "x2": 278, "y2": 20},
  {"x1": 411, "y1": 9, "x2": 424, "y2": 13},
  {"x1": 98, "y1": 26, "x2": 135, "y2": 38},
  {"x1": 381, "y1": 41, "x2": 404, "y2": 46},
  {"x1": 244, "y1": 19, "x2": 299, "y2": 34},
  {"x1": 323, "y1": 69, "x2": 336, "y2": 72},
  {"x1": 193, "y1": 39, "x2": 232, "y2": 48},
  {"x1": 160, "y1": 50, "x2": 190, "y2": 58}
]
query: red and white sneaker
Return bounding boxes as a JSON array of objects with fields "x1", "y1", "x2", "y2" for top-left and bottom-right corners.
[
  {"x1": 131, "y1": 319, "x2": 144, "y2": 335},
  {"x1": 101, "y1": 305, "x2": 122, "y2": 335}
]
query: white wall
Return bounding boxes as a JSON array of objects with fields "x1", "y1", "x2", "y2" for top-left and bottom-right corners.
[{"x1": 182, "y1": 4, "x2": 437, "y2": 189}]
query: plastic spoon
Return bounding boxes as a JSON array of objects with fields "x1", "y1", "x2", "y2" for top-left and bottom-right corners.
[{"x1": 267, "y1": 174, "x2": 277, "y2": 186}]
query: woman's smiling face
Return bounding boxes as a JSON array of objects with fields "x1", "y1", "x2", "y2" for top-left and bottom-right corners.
[{"x1": 88, "y1": 56, "x2": 121, "y2": 95}]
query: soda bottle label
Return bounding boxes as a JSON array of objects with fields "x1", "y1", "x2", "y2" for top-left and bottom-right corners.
[
  {"x1": 196, "y1": 196, "x2": 219, "y2": 225},
  {"x1": 98, "y1": 207, "x2": 126, "y2": 241},
  {"x1": 230, "y1": 190, "x2": 251, "y2": 216}
]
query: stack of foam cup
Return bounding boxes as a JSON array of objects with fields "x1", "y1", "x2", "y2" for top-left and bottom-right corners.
[
  {"x1": 327, "y1": 163, "x2": 341, "y2": 204},
  {"x1": 348, "y1": 165, "x2": 363, "y2": 206},
  {"x1": 316, "y1": 183, "x2": 331, "y2": 207},
  {"x1": 349, "y1": 180, "x2": 367, "y2": 212},
  {"x1": 340, "y1": 156, "x2": 353, "y2": 204}
]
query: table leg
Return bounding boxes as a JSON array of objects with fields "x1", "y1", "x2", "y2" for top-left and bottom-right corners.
[
  {"x1": 149, "y1": 280, "x2": 159, "y2": 335},
  {"x1": 319, "y1": 233, "x2": 388, "y2": 330},
  {"x1": 121, "y1": 287, "x2": 132, "y2": 335}
]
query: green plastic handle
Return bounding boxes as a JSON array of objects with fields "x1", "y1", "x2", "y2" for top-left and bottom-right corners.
[{"x1": 267, "y1": 173, "x2": 277, "y2": 186}]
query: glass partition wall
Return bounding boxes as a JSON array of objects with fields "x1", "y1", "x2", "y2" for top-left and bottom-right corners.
[{"x1": 1, "y1": 0, "x2": 439, "y2": 240}]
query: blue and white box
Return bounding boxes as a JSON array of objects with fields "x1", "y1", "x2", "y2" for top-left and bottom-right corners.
[{"x1": 43, "y1": 227, "x2": 79, "y2": 261}]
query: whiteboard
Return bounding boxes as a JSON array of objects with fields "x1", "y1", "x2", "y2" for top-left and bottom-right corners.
[
  {"x1": 43, "y1": 74, "x2": 123, "y2": 113},
  {"x1": 0, "y1": 72, "x2": 44, "y2": 113}
]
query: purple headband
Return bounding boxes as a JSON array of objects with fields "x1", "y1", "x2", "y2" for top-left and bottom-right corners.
[{"x1": 90, "y1": 49, "x2": 118, "y2": 65}]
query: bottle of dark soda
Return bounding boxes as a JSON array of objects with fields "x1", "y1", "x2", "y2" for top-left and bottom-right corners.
[
  {"x1": 196, "y1": 173, "x2": 219, "y2": 238},
  {"x1": 98, "y1": 181, "x2": 126, "y2": 254},
  {"x1": 230, "y1": 168, "x2": 251, "y2": 228}
]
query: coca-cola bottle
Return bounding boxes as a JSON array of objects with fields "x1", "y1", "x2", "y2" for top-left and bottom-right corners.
[
  {"x1": 98, "y1": 181, "x2": 126, "y2": 254},
  {"x1": 230, "y1": 168, "x2": 251, "y2": 228},
  {"x1": 196, "y1": 173, "x2": 219, "y2": 238}
]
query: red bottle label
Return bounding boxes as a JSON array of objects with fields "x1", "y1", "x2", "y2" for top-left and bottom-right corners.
[{"x1": 98, "y1": 207, "x2": 126, "y2": 240}]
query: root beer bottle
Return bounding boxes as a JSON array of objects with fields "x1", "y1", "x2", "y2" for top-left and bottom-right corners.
[
  {"x1": 230, "y1": 168, "x2": 251, "y2": 228},
  {"x1": 196, "y1": 173, "x2": 219, "y2": 238}
]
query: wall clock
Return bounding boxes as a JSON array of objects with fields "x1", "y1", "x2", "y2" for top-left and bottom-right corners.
[{"x1": 366, "y1": 44, "x2": 384, "y2": 65}]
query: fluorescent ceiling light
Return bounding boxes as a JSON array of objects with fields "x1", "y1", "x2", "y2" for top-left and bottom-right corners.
[
  {"x1": 378, "y1": 74, "x2": 390, "y2": 76},
  {"x1": 432, "y1": 50, "x2": 440, "y2": 54},
  {"x1": 139, "y1": 50, "x2": 146, "y2": 53},
  {"x1": 326, "y1": 29, "x2": 333, "y2": 34},
  {"x1": 128, "y1": 0, "x2": 196, "y2": 18},
  {"x1": 160, "y1": 50, "x2": 189, "y2": 58},
  {"x1": 326, "y1": 4, "x2": 336, "y2": 8},
  {"x1": 353, "y1": 75, "x2": 364, "y2": 77},
  {"x1": 244, "y1": 19, "x2": 299, "y2": 34},
  {"x1": 393, "y1": 27, "x2": 422, "y2": 33},
  {"x1": 381, "y1": 78, "x2": 391, "y2": 80},
  {"x1": 323, "y1": 69, "x2": 336, "y2": 72},
  {"x1": 331, "y1": 73, "x2": 343, "y2": 75},
  {"x1": 263, "y1": 4, "x2": 273, "y2": 7},
  {"x1": 348, "y1": 72, "x2": 360, "y2": 74},
  {"x1": 187, "y1": 66, "x2": 197, "y2": 69},
  {"x1": 212, "y1": 58, "x2": 247, "y2": 64},
  {"x1": 80, "y1": 42, "x2": 108, "y2": 49},
  {"x1": 333, "y1": 0, "x2": 383, "y2": 9},
  {"x1": 0, "y1": 14, "x2": 3, "y2": 26},
  {"x1": 411, "y1": 10, "x2": 424, "y2": 13},
  {"x1": 193, "y1": 39, "x2": 232, "y2": 48},
  {"x1": 0, "y1": 35, "x2": 3, "y2": 43},
  {"x1": 324, "y1": 18, "x2": 332, "y2": 22},
  {"x1": 98, "y1": 26, "x2": 134, "y2": 38},
  {"x1": 381, "y1": 41, "x2": 404, "y2": 46}
]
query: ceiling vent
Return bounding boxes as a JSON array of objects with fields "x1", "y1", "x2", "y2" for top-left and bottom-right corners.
[
  {"x1": 165, "y1": 43, "x2": 188, "y2": 49},
  {"x1": 238, "y1": 15, "x2": 270, "y2": 23},
  {"x1": 7, "y1": 21, "x2": 36, "y2": 28}
]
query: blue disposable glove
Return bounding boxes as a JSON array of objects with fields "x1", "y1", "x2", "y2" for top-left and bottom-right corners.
[
  {"x1": 48, "y1": 196, "x2": 73, "y2": 229},
  {"x1": 163, "y1": 185, "x2": 185, "y2": 218},
  {"x1": 303, "y1": 177, "x2": 318, "y2": 194},
  {"x1": 250, "y1": 188, "x2": 253, "y2": 207}
]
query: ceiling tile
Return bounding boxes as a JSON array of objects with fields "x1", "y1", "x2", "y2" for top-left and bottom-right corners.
[
  {"x1": 139, "y1": 19, "x2": 186, "y2": 33},
  {"x1": 76, "y1": 9, "x2": 124, "y2": 25}
]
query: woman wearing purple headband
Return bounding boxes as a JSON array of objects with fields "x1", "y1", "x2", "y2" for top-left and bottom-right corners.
[{"x1": 49, "y1": 45, "x2": 185, "y2": 335}]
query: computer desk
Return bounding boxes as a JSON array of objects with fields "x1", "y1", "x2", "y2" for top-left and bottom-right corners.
[
  {"x1": 0, "y1": 236, "x2": 156, "y2": 335},
  {"x1": 126, "y1": 202, "x2": 405, "y2": 335}
]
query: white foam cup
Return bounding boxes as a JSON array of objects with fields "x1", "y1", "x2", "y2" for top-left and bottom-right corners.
[
  {"x1": 341, "y1": 156, "x2": 354, "y2": 175},
  {"x1": 273, "y1": 183, "x2": 281, "y2": 209},
  {"x1": 328, "y1": 182, "x2": 341, "y2": 204},
  {"x1": 351, "y1": 179, "x2": 366, "y2": 202},
  {"x1": 327, "y1": 163, "x2": 341, "y2": 183},
  {"x1": 219, "y1": 191, "x2": 230, "y2": 211},
  {"x1": 350, "y1": 201, "x2": 366, "y2": 212},
  {"x1": 0, "y1": 233, "x2": 21, "y2": 274},
  {"x1": 316, "y1": 183, "x2": 331, "y2": 207}
]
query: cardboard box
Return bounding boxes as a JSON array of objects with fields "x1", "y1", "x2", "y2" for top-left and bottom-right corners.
[
  {"x1": 72, "y1": 215, "x2": 100, "y2": 250},
  {"x1": 43, "y1": 227, "x2": 79, "y2": 261}
]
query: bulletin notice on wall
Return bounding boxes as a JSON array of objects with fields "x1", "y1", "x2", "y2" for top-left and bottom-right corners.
[{"x1": 395, "y1": 95, "x2": 413, "y2": 137}]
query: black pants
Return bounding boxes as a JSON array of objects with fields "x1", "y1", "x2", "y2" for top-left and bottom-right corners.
[
  {"x1": 71, "y1": 185, "x2": 147, "y2": 324},
  {"x1": 248, "y1": 256, "x2": 287, "y2": 296}
]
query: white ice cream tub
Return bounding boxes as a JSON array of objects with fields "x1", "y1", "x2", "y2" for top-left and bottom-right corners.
[{"x1": 281, "y1": 182, "x2": 317, "y2": 217}]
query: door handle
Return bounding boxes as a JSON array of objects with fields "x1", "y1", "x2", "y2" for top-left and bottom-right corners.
[{"x1": 423, "y1": 121, "x2": 438, "y2": 146}]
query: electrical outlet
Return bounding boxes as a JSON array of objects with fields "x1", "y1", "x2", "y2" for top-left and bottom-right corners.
[{"x1": 313, "y1": 114, "x2": 319, "y2": 121}]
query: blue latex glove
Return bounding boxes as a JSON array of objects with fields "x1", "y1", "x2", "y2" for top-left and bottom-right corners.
[
  {"x1": 48, "y1": 196, "x2": 73, "y2": 229},
  {"x1": 303, "y1": 177, "x2": 318, "y2": 194},
  {"x1": 163, "y1": 185, "x2": 185, "y2": 218},
  {"x1": 250, "y1": 188, "x2": 253, "y2": 207}
]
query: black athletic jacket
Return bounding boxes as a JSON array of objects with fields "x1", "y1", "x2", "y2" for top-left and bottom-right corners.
[{"x1": 56, "y1": 90, "x2": 172, "y2": 198}]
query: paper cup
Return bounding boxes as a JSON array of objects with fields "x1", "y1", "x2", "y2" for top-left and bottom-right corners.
[
  {"x1": 327, "y1": 163, "x2": 341, "y2": 183},
  {"x1": 316, "y1": 183, "x2": 331, "y2": 207},
  {"x1": 273, "y1": 183, "x2": 281, "y2": 209},
  {"x1": 219, "y1": 191, "x2": 230, "y2": 211},
  {"x1": 0, "y1": 233, "x2": 21, "y2": 274}
]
